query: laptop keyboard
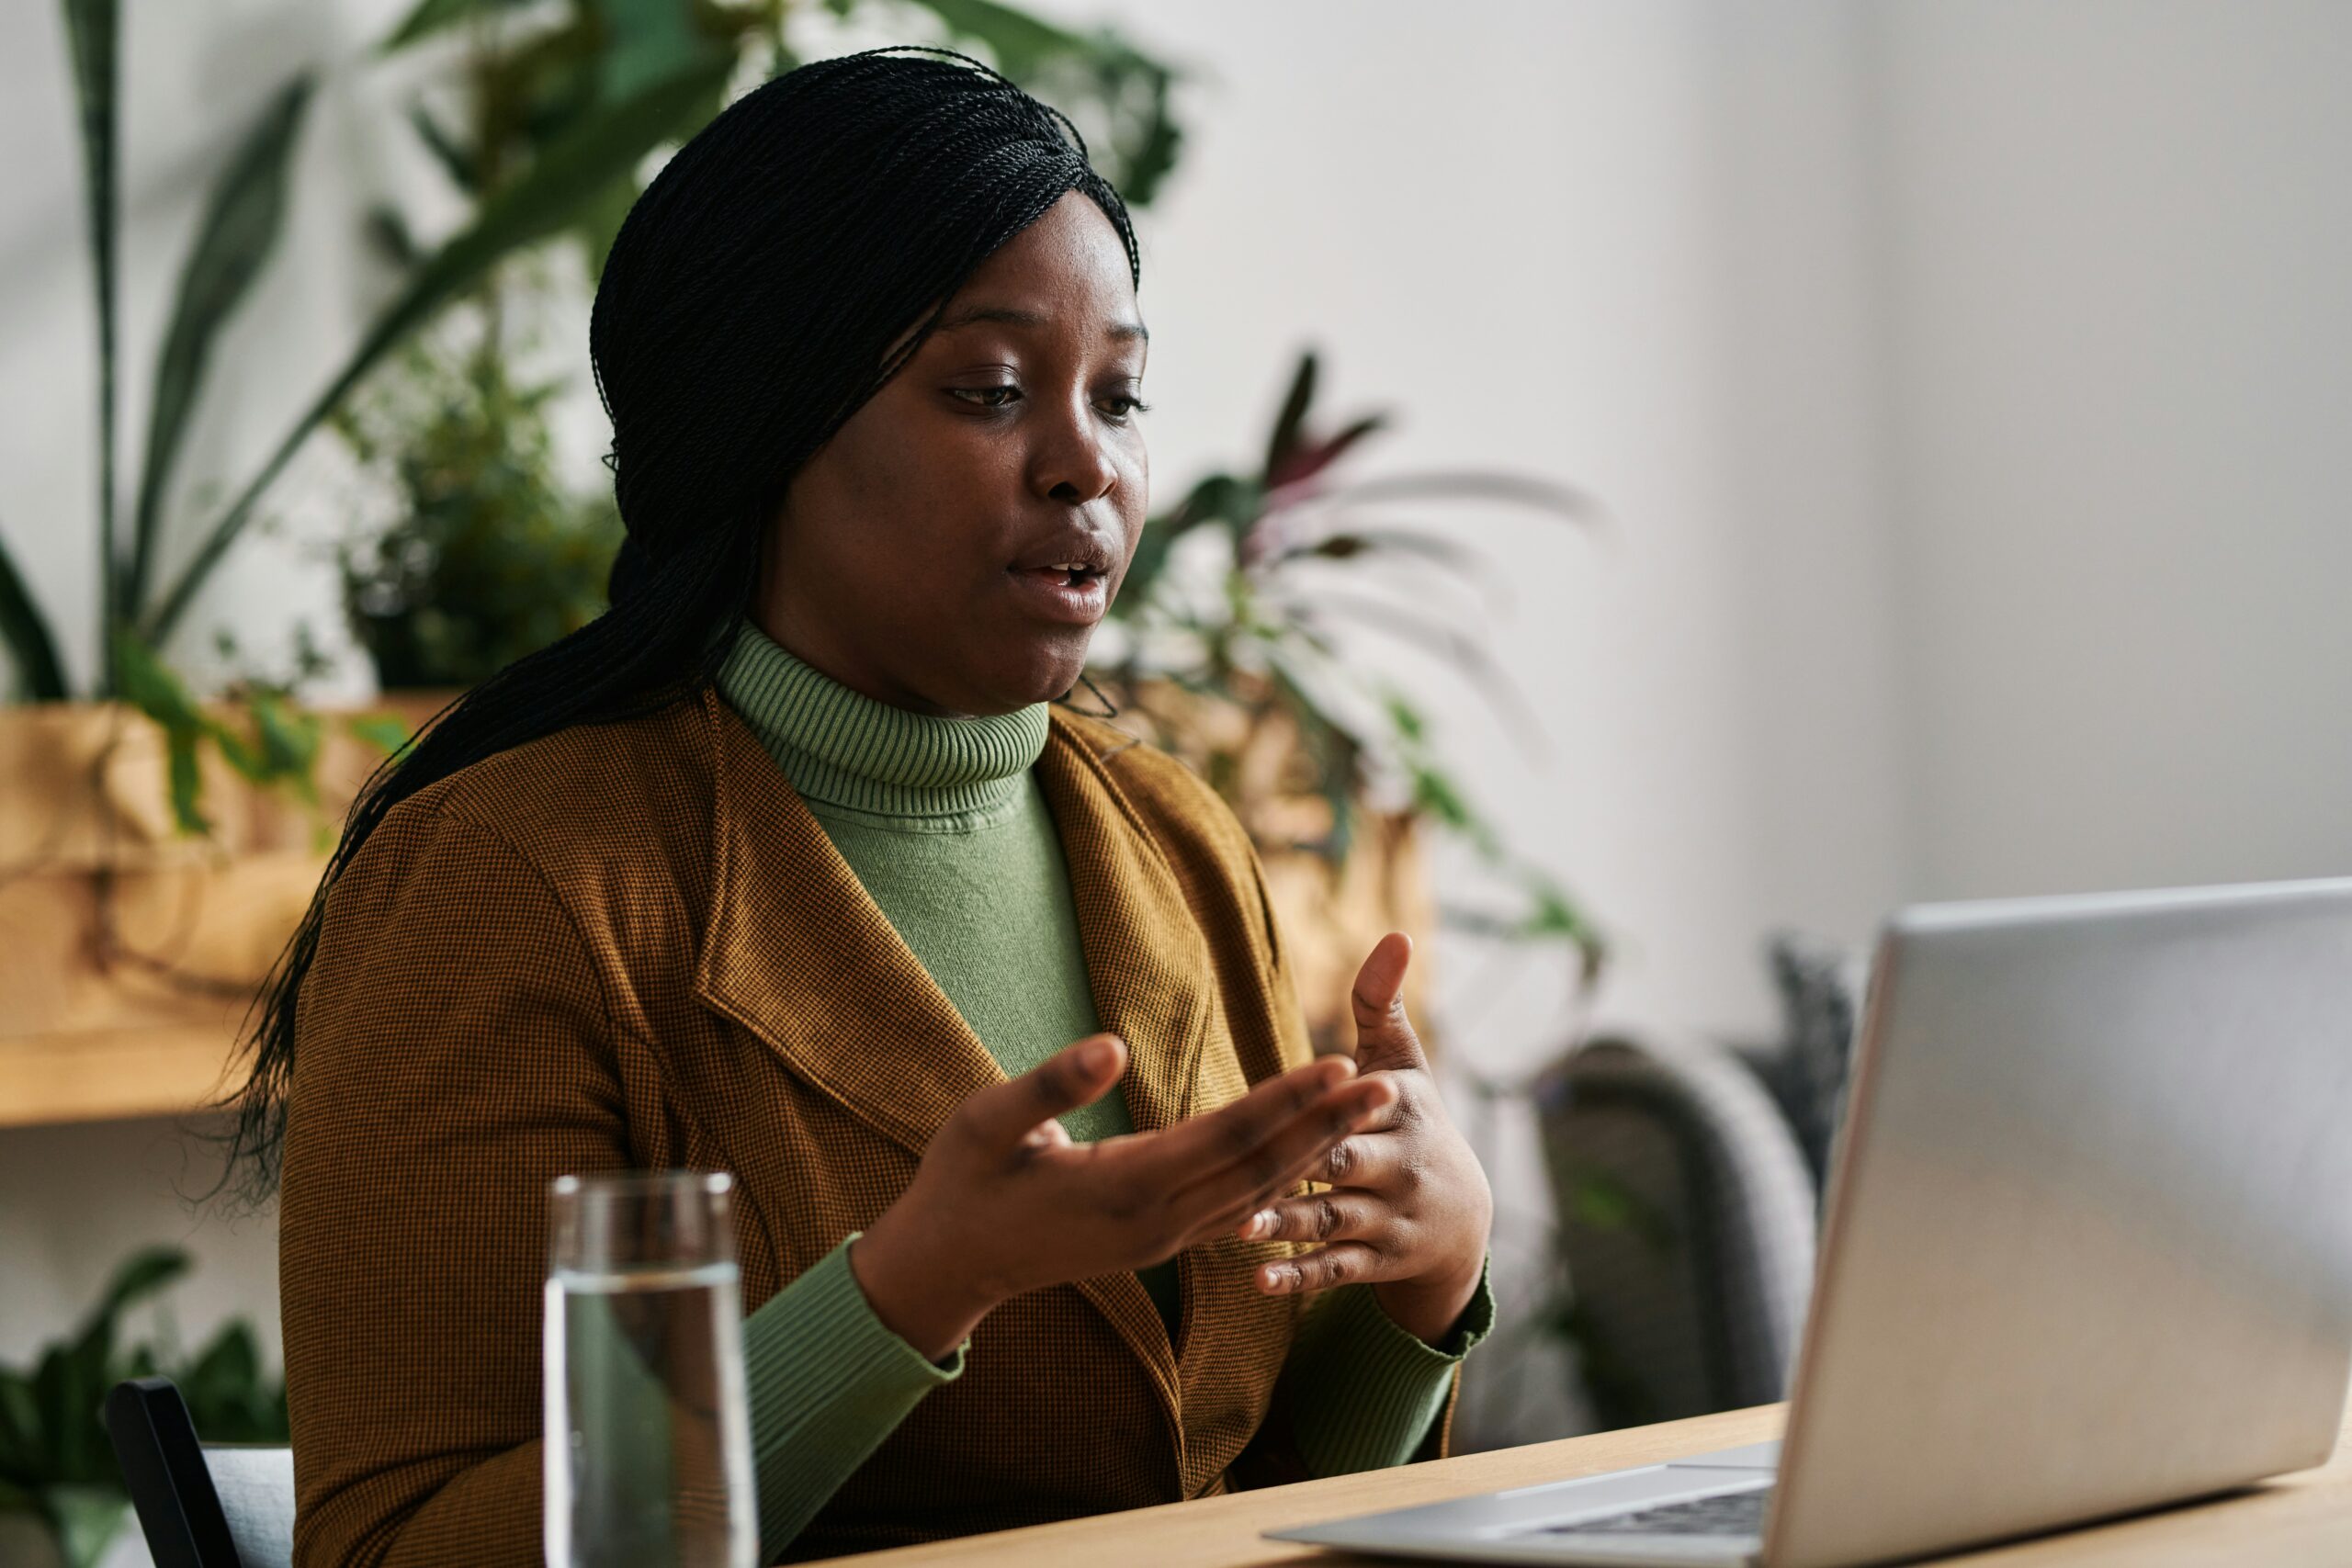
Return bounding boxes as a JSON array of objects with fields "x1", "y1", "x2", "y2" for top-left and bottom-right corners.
[{"x1": 1536, "y1": 1485, "x2": 1773, "y2": 1538}]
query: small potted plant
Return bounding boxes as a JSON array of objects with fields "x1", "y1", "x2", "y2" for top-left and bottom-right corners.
[{"x1": 0, "y1": 1247, "x2": 287, "y2": 1568}]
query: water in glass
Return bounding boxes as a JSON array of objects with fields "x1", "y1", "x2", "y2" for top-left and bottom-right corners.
[{"x1": 545, "y1": 1172, "x2": 757, "y2": 1568}]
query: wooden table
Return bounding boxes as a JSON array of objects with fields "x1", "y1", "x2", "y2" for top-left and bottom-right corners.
[{"x1": 832, "y1": 1403, "x2": 2352, "y2": 1565}]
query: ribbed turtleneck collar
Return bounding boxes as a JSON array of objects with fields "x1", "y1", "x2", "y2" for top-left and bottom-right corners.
[{"x1": 714, "y1": 618, "x2": 1049, "y2": 829}]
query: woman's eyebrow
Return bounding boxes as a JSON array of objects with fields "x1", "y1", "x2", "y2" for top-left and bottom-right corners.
[{"x1": 936, "y1": 303, "x2": 1148, "y2": 344}]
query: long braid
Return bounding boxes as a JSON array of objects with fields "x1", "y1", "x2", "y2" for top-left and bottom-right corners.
[{"x1": 220, "y1": 45, "x2": 1141, "y2": 1199}]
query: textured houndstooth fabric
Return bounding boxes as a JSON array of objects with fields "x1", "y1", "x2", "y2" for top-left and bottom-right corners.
[{"x1": 278, "y1": 686, "x2": 1460, "y2": 1566}]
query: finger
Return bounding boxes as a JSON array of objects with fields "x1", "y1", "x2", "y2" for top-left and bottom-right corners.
[
  {"x1": 1166, "y1": 1075, "x2": 1398, "y2": 1226},
  {"x1": 1144, "y1": 1054, "x2": 1359, "y2": 1172},
  {"x1": 1350, "y1": 931, "x2": 1430, "y2": 1074},
  {"x1": 1255, "y1": 1242, "x2": 1388, "y2": 1295},
  {"x1": 1236, "y1": 1190, "x2": 1386, "y2": 1246},
  {"x1": 958, "y1": 1033, "x2": 1126, "y2": 1150},
  {"x1": 1303, "y1": 1128, "x2": 1412, "y2": 1190}
]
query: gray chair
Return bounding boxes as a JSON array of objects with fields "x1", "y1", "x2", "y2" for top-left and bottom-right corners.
[
  {"x1": 105, "y1": 1378, "x2": 294, "y2": 1568},
  {"x1": 1532, "y1": 933, "x2": 1862, "y2": 1430}
]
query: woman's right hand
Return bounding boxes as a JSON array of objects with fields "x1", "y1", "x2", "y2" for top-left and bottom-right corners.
[{"x1": 849, "y1": 1033, "x2": 1395, "y2": 1360}]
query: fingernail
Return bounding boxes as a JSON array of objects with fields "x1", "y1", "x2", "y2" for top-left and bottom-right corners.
[
  {"x1": 1083, "y1": 1036, "x2": 1117, "y2": 1072},
  {"x1": 1245, "y1": 1211, "x2": 1273, "y2": 1238}
]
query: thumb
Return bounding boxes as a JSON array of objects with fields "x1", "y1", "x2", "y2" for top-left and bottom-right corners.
[
  {"x1": 1351, "y1": 931, "x2": 1429, "y2": 1073},
  {"x1": 959, "y1": 1033, "x2": 1126, "y2": 1150}
]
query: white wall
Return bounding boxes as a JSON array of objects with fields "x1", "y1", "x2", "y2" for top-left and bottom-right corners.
[
  {"x1": 1866, "y1": 0, "x2": 2352, "y2": 900},
  {"x1": 1041, "y1": 0, "x2": 1801, "y2": 1060}
]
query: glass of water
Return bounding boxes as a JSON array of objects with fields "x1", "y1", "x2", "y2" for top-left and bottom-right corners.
[{"x1": 545, "y1": 1170, "x2": 757, "y2": 1568}]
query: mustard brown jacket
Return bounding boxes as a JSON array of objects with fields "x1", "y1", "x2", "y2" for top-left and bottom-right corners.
[{"x1": 278, "y1": 687, "x2": 1462, "y2": 1564}]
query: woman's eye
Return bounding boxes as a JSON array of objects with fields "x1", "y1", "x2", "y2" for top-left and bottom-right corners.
[
  {"x1": 1102, "y1": 394, "x2": 1152, "y2": 421},
  {"x1": 952, "y1": 386, "x2": 1021, "y2": 409}
]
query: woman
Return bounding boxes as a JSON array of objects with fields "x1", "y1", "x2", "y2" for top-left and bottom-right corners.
[{"x1": 249, "y1": 46, "x2": 1496, "y2": 1566}]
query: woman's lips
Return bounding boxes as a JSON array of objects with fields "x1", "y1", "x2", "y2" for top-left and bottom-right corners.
[{"x1": 1005, "y1": 566, "x2": 1109, "y2": 626}]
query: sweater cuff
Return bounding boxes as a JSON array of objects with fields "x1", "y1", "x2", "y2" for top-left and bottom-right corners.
[
  {"x1": 742, "y1": 1233, "x2": 966, "y2": 1560},
  {"x1": 1286, "y1": 1254, "x2": 1496, "y2": 1477}
]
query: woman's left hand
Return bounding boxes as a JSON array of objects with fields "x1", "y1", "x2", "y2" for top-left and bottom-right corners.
[{"x1": 1237, "y1": 931, "x2": 1494, "y2": 1346}]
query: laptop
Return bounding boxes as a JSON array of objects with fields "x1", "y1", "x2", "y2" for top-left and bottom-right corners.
[{"x1": 1269, "y1": 877, "x2": 2352, "y2": 1567}]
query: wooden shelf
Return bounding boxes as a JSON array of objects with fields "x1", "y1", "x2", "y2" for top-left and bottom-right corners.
[
  {"x1": 0, "y1": 697, "x2": 443, "y2": 1130},
  {"x1": 0, "y1": 1025, "x2": 243, "y2": 1129},
  {"x1": 0, "y1": 695, "x2": 1436, "y2": 1129}
]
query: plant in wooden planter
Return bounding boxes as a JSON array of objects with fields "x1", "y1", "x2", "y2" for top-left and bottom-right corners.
[
  {"x1": 1084, "y1": 349, "x2": 1609, "y2": 1055},
  {"x1": 0, "y1": 2, "x2": 1186, "y2": 1131}
]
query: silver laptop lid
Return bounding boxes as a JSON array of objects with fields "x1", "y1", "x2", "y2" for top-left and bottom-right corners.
[{"x1": 1769, "y1": 878, "x2": 2352, "y2": 1568}]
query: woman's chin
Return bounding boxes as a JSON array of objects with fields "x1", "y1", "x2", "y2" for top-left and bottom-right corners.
[{"x1": 943, "y1": 639, "x2": 1092, "y2": 716}]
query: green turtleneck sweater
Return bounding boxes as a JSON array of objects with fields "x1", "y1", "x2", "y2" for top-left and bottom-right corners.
[{"x1": 718, "y1": 620, "x2": 1492, "y2": 1562}]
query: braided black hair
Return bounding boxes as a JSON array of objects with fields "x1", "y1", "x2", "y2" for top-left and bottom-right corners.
[{"x1": 219, "y1": 45, "x2": 1142, "y2": 1196}]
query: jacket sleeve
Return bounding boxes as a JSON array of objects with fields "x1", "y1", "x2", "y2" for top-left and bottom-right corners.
[{"x1": 281, "y1": 802, "x2": 629, "y2": 1567}]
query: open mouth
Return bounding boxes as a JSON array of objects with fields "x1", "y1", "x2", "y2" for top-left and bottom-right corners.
[{"x1": 1007, "y1": 558, "x2": 1112, "y2": 624}]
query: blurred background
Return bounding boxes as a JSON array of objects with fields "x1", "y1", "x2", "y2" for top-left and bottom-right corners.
[{"x1": 5, "y1": 2, "x2": 2350, "y2": 1562}]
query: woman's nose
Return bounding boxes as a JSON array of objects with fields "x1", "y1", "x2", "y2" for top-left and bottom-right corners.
[{"x1": 1033, "y1": 399, "x2": 1121, "y2": 505}]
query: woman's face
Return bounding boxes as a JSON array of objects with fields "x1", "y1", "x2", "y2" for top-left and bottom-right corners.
[{"x1": 755, "y1": 189, "x2": 1148, "y2": 717}]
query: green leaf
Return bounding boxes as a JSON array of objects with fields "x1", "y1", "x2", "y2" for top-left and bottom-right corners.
[
  {"x1": 570, "y1": 173, "x2": 640, "y2": 281},
  {"x1": 1271, "y1": 411, "x2": 1389, "y2": 489},
  {"x1": 110, "y1": 635, "x2": 203, "y2": 731},
  {"x1": 380, "y1": 0, "x2": 537, "y2": 52},
  {"x1": 142, "y1": 51, "x2": 737, "y2": 645},
  {"x1": 0, "y1": 1369, "x2": 43, "y2": 1473},
  {"x1": 203, "y1": 716, "x2": 264, "y2": 784},
  {"x1": 1289, "y1": 525, "x2": 1481, "y2": 578},
  {"x1": 1099, "y1": 50, "x2": 1181, "y2": 209},
  {"x1": 246, "y1": 691, "x2": 322, "y2": 799},
  {"x1": 61, "y1": 0, "x2": 122, "y2": 675},
  {"x1": 126, "y1": 76, "x2": 314, "y2": 617},
  {"x1": 344, "y1": 712, "x2": 417, "y2": 754},
  {"x1": 905, "y1": 0, "x2": 1089, "y2": 77},
  {"x1": 1563, "y1": 1167, "x2": 1679, "y2": 1249},
  {"x1": 406, "y1": 101, "x2": 481, "y2": 195},
  {"x1": 1409, "y1": 762, "x2": 1479, "y2": 835},
  {"x1": 1384, "y1": 691, "x2": 1425, "y2": 743},
  {"x1": 85, "y1": 1247, "x2": 188, "y2": 1328},
  {"x1": 49, "y1": 1485, "x2": 129, "y2": 1568},
  {"x1": 599, "y1": 0, "x2": 718, "y2": 103},
  {"x1": 1168, "y1": 472, "x2": 1262, "y2": 537},
  {"x1": 1262, "y1": 348, "x2": 1317, "y2": 485},
  {"x1": 177, "y1": 1323, "x2": 259, "y2": 1422},
  {"x1": 111, "y1": 638, "x2": 212, "y2": 833},
  {"x1": 0, "y1": 524, "x2": 68, "y2": 700}
]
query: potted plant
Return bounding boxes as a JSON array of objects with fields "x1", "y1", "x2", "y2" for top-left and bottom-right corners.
[
  {"x1": 1087, "y1": 347, "x2": 1608, "y2": 1053},
  {"x1": 0, "y1": 1247, "x2": 287, "y2": 1568}
]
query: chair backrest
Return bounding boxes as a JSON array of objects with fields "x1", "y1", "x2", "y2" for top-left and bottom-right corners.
[
  {"x1": 204, "y1": 1445, "x2": 295, "y2": 1568},
  {"x1": 1533, "y1": 1031, "x2": 1818, "y2": 1427},
  {"x1": 104, "y1": 1377, "x2": 294, "y2": 1568}
]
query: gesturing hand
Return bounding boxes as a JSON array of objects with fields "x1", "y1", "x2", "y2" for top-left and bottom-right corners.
[
  {"x1": 852, "y1": 1032, "x2": 1398, "y2": 1360},
  {"x1": 1236, "y1": 931, "x2": 1494, "y2": 1346}
]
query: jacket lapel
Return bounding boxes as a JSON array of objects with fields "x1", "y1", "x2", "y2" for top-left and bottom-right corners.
[
  {"x1": 1035, "y1": 715, "x2": 1218, "y2": 1414},
  {"x1": 693, "y1": 690, "x2": 1218, "y2": 1448},
  {"x1": 694, "y1": 689, "x2": 1003, "y2": 1156},
  {"x1": 1035, "y1": 713, "x2": 1215, "y2": 1141}
]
